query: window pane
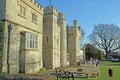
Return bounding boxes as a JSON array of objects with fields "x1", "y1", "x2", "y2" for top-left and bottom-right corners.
[
  {"x1": 32, "y1": 14, "x2": 34, "y2": 21},
  {"x1": 35, "y1": 41, "x2": 37, "y2": 48},
  {"x1": 30, "y1": 34, "x2": 32, "y2": 39},
  {"x1": 26, "y1": 39, "x2": 29, "y2": 48},
  {"x1": 25, "y1": 33, "x2": 38, "y2": 49},
  {"x1": 32, "y1": 13, "x2": 37, "y2": 22},
  {"x1": 22, "y1": 7, "x2": 25, "y2": 16},
  {"x1": 19, "y1": 5, "x2": 22, "y2": 14},
  {"x1": 19, "y1": 5, "x2": 25, "y2": 16}
]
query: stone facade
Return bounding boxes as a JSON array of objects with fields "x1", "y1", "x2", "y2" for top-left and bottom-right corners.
[
  {"x1": 0, "y1": 0, "x2": 43, "y2": 74},
  {"x1": 43, "y1": 6, "x2": 68, "y2": 69},
  {"x1": 43, "y1": 6, "x2": 61, "y2": 69},
  {"x1": 0, "y1": 0, "x2": 83, "y2": 74},
  {"x1": 67, "y1": 20, "x2": 82, "y2": 66}
]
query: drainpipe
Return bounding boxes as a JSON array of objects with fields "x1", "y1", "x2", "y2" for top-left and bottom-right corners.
[{"x1": 7, "y1": 23, "x2": 12, "y2": 74}]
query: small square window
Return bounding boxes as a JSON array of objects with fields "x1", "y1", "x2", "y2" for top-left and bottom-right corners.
[
  {"x1": 57, "y1": 38, "x2": 59, "y2": 46},
  {"x1": 19, "y1": 5, "x2": 26, "y2": 17},
  {"x1": 32, "y1": 13, "x2": 37, "y2": 22}
]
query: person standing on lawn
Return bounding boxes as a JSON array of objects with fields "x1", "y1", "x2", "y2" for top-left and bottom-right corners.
[{"x1": 108, "y1": 66, "x2": 113, "y2": 80}]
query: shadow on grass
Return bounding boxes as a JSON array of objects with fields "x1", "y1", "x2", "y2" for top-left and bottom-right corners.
[{"x1": 100, "y1": 61, "x2": 120, "y2": 66}]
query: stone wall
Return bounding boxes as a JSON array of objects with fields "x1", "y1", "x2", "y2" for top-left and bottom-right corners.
[
  {"x1": 0, "y1": 0, "x2": 83, "y2": 74},
  {"x1": 67, "y1": 20, "x2": 82, "y2": 66},
  {"x1": 43, "y1": 6, "x2": 61, "y2": 69},
  {"x1": 0, "y1": 21, "x2": 4, "y2": 73},
  {"x1": 0, "y1": 0, "x2": 43, "y2": 74},
  {"x1": 58, "y1": 13, "x2": 67, "y2": 67}
]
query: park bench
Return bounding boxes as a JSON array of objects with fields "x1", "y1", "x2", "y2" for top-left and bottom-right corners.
[{"x1": 55, "y1": 68, "x2": 74, "y2": 80}]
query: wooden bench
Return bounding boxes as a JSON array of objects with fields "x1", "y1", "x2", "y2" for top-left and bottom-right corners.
[{"x1": 55, "y1": 68, "x2": 74, "y2": 80}]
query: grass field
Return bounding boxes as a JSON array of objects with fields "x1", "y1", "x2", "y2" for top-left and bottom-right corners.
[
  {"x1": 74, "y1": 66, "x2": 120, "y2": 80},
  {"x1": 57, "y1": 61, "x2": 120, "y2": 80}
]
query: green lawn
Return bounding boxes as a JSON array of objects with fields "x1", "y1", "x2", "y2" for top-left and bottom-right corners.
[
  {"x1": 56, "y1": 61, "x2": 120, "y2": 80},
  {"x1": 73, "y1": 66, "x2": 120, "y2": 80}
]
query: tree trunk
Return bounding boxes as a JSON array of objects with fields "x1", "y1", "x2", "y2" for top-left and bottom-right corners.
[
  {"x1": 105, "y1": 50, "x2": 109, "y2": 61},
  {"x1": 105, "y1": 53, "x2": 108, "y2": 61}
]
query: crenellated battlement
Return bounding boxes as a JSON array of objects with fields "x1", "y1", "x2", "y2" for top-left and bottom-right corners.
[
  {"x1": 58, "y1": 13, "x2": 64, "y2": 19},
  {"x1": 78, "y1": 26, "x2": 81, "y2": 30},
  {"x1": 0, "y1": 0, "x2": 83, "y2": 74},
  {"x1": 30, "y1": 0, "x2": 43, "y2": 11},
  {"x1": 44, "y1": 6, "x2": 58, "y2": 16},
  {"x1": 68, "y1": 26, "x2": 81, "y2": 32},
  {"x1": 67, "y1": 20, "x2": 82, "y2": 36},
  {"x1": 73, "y1": 20, "x2": 78, "y2": 29},
  {"x1": 58, "y1": 12, "x2": 66, "y2": 25},
  {"x1": 21, "y1": 0, "x2": 44, "y2": 12}
]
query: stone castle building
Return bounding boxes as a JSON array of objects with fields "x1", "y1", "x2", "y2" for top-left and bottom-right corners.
[
  {"x1": 67, "y1": 20, "x2": 82, "y2": 66},
  {"x1": 0, "y1": 0, "x2": 83, "y2": 74}
]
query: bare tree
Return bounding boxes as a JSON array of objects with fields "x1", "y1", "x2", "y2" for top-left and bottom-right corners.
[{"x1": 89, "y1": 24, "x2": 120, "y2": 60}]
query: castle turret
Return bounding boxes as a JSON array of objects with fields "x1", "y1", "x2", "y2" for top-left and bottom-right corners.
[
  {"x1": 58, "y1": 12, "x2": 67, "y2": 67},
  {"x1": 73, "y1": 20, "x2": 78, "y2": 29},
  {"x1": 43, "y1": 6, "x2": 61, "y2": 69},
  {"x1": 67, "y1": 20, "x2": 82, "y2": 66}
]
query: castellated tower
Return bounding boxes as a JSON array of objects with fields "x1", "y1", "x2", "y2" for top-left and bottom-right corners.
[
  {"x1": 0, "y1": 0, "x2": 83, "y2": 74},
  {"x1": 58, "y1": 13, "x2": 67, "y2": 67},
  {"x1": 67, "y1": 20, "x2": 82, "y2": 66},
  {"x1": 43, "y1": 6, "x2": 61, "y2": 69}
]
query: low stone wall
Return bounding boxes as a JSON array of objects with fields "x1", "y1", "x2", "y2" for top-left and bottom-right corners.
[
  {"x1": 60, "y1": 65, "x2": 100, "y2": 78},
  {"x1": 61, "y1": 65, "x2": 100, "y2": 75}
]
